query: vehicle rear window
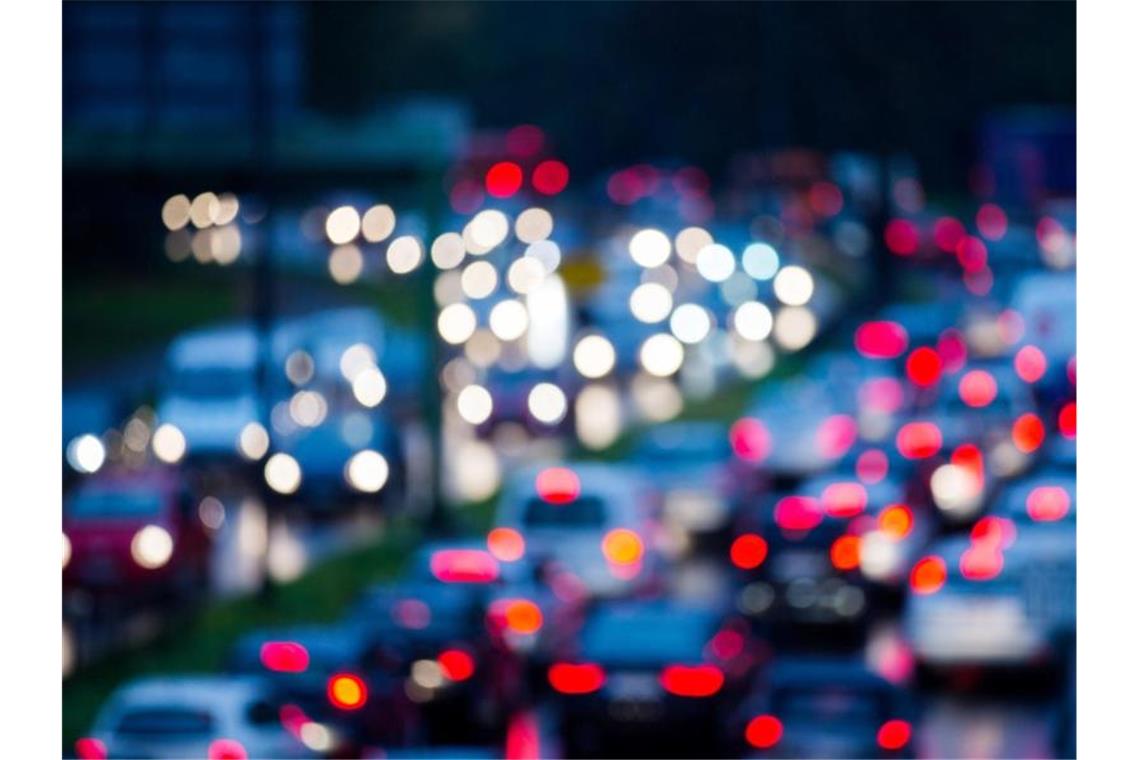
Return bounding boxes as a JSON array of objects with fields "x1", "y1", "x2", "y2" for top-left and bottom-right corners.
[
  {"x1": 774, "y1": 687, "x2": 887, "y2": 723},
  {"x1": 522, "y1": 496, "x2": 606, "y2": 528},
  {"x1": 115, "y1": 708, "x2": 214, "y2": 736},
  {"x1": 68, "y1": 489, "x2": 164, "y2": 520}
]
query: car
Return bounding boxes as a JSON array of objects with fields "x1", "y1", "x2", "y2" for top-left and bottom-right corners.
[
  {"x1": 729, "y1": 488, "x2": 871, "y2": 644},
  {"x1": 632, "y1": 421, "x2": 738, "y2": 553},
  {"x1": 733, "y1": 657, "x2": 914, "y2": 758},
  {"x1": 79, "y1": 675, "x2": 314, "y2": 759},
  {"x1": 226, "y1": 622, "x2": 416, "y2": 754},
  {"x1": 546, "y1": 599, "x2": 763, "y2": 758},
  {"x1": 264, "y1": 409, "x2": 405, "y2": 514},
  {"x1": 63, "y1": 468, "x2": 210, "y2": 599},
  {"x1": 156, "y1": 324, "x2": 274, "y2": 462},
  {"x1": 902, "y1": 531, "x2": 1071, "y2": 674},
  {"x1": 494, "y1": 463, "x2": 663, "y2": 600}
]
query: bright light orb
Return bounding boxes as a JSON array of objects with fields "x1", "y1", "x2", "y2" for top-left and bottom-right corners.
[
  {"x1": 152, "y1": 423, "x2": 187, "y2": 464},
  {"x1": 669, "y1": 304, "x2": 712, "y2": 344},
  {"x1": 695, "y1": 244, "x2": 736, "y2": 282},
  {"x1": 387, "y1": 235, "x2": 423, "y2": 275},
  {"x1": 325, "y1": 206, "x2": 361, "y2": 245},
  {"x1": 639, "y1": 333, "x2": 685, "y2": 377},
  {"x1": 457, "y1": 384, "x2": 494, "y2": 425},
  {"x1": 265, "y1": 453, "x2": 302, "y2": 495},
  {"x1": 629, "y1": 229, "x2": 672, "y2": 268},
  {"x1": 773, "y1": 265, "x2": 814, "y2": 306},
  {"x1": 732, "y1": 301, "x2": 774, "y2": 341},
  {"x1": 67, "y1": 434, "x2": 106, "y2": 474},
  {"x1": 573, "y1": 335, "x2": 617, "y2": 378},
  {"x1": 489, "y1": 299, "x2": 529, "y2": 341},
  {"x1": 629, "y1": 282, "x2": 673, "y2": 324},
  {"x1": 352, "y1": 367, "x2": 388, "y2": 407},
  {"x1": 345, "y1": 450, "x2": 390, "y2": 493},
  {"x1": 528, "y1": 383, "x2": 568, "y2": 425},
  {"x1": 438, "y1": 303, "x2": 478, "y2": 344},
  {"x1": 131, "y1": 525, "x2": 174, "y2": 569},
  {"x1": 742, "y1": 243, "x2": 780, "y2": 280}
]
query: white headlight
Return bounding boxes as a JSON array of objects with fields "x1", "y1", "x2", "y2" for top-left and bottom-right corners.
[
  {"x1": 62, "y1": 533, "x2": 71, "y2": 570},
  {"x1": 152, "y1": 423, "x2": 187, "y2": 464},
  {"x1": 346, "y1": 450, "x2": 390, "y2": 493},
  {"x1": 66, "y1": 434, "x2": 105, "y2": 474},
  {"x1": 265, "y1": 453, "x2": 302, "y2": 495},
  {"x1": 131, "y1": 525, "x2": 174, "y2": 569}
]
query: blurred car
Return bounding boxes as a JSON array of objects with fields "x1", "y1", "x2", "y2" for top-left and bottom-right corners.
[
  {"x1": 156, "y1": 324, "x2": 266, "y2": 462},
  {"x1": 632, "y1": 421, "x2": 737, "y2": 553},
  {"x1": 81, "y1": 675, "x2": 314, "y2": 759},
  {"x1": 63, "y1": 468, "x2": 209, "y2": 598},
  {"x1": 730, "y1": 489, "x2": 870, "y2": 642},
  {"x1": 264, "y1": 409, "x2": 405, "y2": 514},
  {"x1": 227, "y1": 622, "x2": 415, "y2": 755},
  {"x1": 902, "y1": 529, "x2": 1072, "y2": 674},
  {"x1": 494, "y1": 463, "x2": 663, "y2": 599},
  {"x1": 733, "y1": 657, "x2": 914, "y2": 758},
  {"x1": 546, "y1": 600, "x2": 762, "y2": 758}
]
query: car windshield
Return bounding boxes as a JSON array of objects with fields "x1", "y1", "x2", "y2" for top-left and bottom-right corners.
[
  {"x1": 170, "y1": 366, "x2": 254, "y2": 400},
  {"x1": 68, "y1": 488, "x2": 164, "y2": 520},
  {"x1": 115, "y1": 707, "x2": 214, "y2": 736},
  {"x1": 522, "y1": 496, "x2": 606, "y2": 528}
]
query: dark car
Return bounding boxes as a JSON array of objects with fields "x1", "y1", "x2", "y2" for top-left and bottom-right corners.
[
  {"x1": 226, "y1": 622, "x2": 415, "y2": 756},
  {"x1": 733, "y1": 657, "x2": 914, "y2": 758},
  {"x1": 63, "y1": 467, "x2": 210, "y2": 600},
  {"x1": 546, "y1": 600, "x2": 764, "y2": 758}
]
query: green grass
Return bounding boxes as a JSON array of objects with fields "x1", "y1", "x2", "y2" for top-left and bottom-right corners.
[{"x1": 62, "y1": 520, "x2": 418, "y2": 749}]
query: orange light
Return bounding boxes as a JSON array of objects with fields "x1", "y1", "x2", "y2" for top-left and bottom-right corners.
[
  {"x1": 830, "y1": 535, "x2": 861, "y2": 571},
  {"x1": 327, "y1": 673, "x2": 368, "y2": 710},
  {"x1": 910, "y1": 556, "x2": 947, "y2": 595},
  {"x1": 730, "y1": 533, "x2": 768, "y2": 570},
  {"x1": 659, "y1": 664, "x2": 724, "y2": 697},
  {"x1": 438, "y1": 648, "x2": 476, "y2": 681},
  {"x1": 548, "y1": 662, "x2": 605, "y2": 694},
  {"x1": 535, "y1": 467, "x2": 580, "y2": 504},
  {"x1": 745, "y1": 715, "x2": 783, "y2": 749},
  {"x1": 601, "y1": 528, "x2": 644, "y2": 565},
  {"x1": 1011, "y1": 413, "x2": 1046, "y2": 453},
  {"x1": 487, "y1": 527, "x2": 526, "y2": 562},
  {"x1": 502, "y1": 599, "x2": 544, "y2": 634},
  {"x1": 822, "y1": 482, "x2": 868, "y2": 518},
  {"x1": 879, "y1": 504, "x2": 914, "y2": 539}
]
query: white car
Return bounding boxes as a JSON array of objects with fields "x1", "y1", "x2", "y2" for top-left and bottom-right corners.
[
  {"x1": 156, "y1": 325, "x2": 268, "y2": 459},
  {"x1": 494, "y1": 463, "x2": 659, "y2": 599},
  {"x1": 84, "y1": 675, "x2": 314, "y2": 759}
]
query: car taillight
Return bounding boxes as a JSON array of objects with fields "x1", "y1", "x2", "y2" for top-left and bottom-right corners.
[
  {"x1": 877, "y1": 719, "x2": 912, "y2": 750},
  {"x1": 548, "y1": 662, "x2": 605, "y2": 694},
  {"x1": 730, "y1": 533, "x2": 768, "y2": 569},
  {"x1": 659, "y1": 664, "x2": 724, "y2": 697},
  {"x1": 438, "y1": 648, "x2": 476, "y2": 681},
  {"x1": 774, "y1": 496, "x2": 823, "y2": 532},
  {"x1": 327, "y1": 672, "x2": 368, "y2": 710},
  {"x1": 75, "y1": 737, "x2": 107, "y2": 760},
  {"x1": 490, "y1": 598, "x2": 544, "y2": 635},
  {"x1": 259, "y1": 641, "x2": 309, "y2": 673},
  {"x1": 430, "y1": 549, "x2": 500, "y2": 583},
  {"x1": 207, "y1": 739, "x2": 248, "y2": 760},
  {"x1": 830, "y1": 535, "x2": 861, "y2": 572},
  {"x1": 745, "y1": 714, "x2": 783, "y2": 749},
  {"x1": 909, "y1": 556, "x2": 947, "y2": 595}
]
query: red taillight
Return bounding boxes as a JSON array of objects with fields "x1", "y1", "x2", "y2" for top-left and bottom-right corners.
[
  {"x1": 327, "y1": 673, "x2": 368, "y2": 710},
  {"x1": 958, "y1": 370, "x2": 997, "y2": 408},
  {"x1": 75, "y1": 738, "x2": 107, "y2": 760},
  {"x1": 533, "y1": 160, "x2": 570, "y2": 196},
  {"x1": 1058, "y1": 401, "x2": 1076, "y2": 439},
  {"x1": 1011, "y1": 413, "x2": 1046, "y2": 453},
  {"x1": 730, "y1": 417, "x2": 772, "y2": 463},
  {"x1": 430, "y1": 549, "x2": 500, "y2": 583},
  {"x1": 910, "y1": 556, "x2": 947, "y2": 595},
  {"x1": 438, "y1": 648, "x2": 476, "y2": 681},
  {"x1": 830, "y1": 535, "x2": 861, "y2": 572},
  {"x1": 730, "y1": 533, "x2": 768, "y2": 569},
  {"x1": 970, "y1": 515, "x2": 1017, "y2": 549},
  {"x1": 775, "y1": 496, "x2": 823, "y2": 532},
  {"x1": 879, "y1": 504, "x2": 914, "y2": 538},
  {"x1": 486, "y1": 161, "x2": 523, "y2": 198},
  {"x1": 856, "y1": 449, "x2": 890, "y2": 484},
  {"x1": 959, "y1": 545, "x2": 1003, "y2": 581},
  {"x1": 905, "y1": 347, "x2": 942, "y2": 387},
  {"x1": 896, "y1": 422, "x2": 942, "y2": 459},
  {"x1": 536, "y1": 467, "x2": 580, "y2": 504},
  {"x1": 822, "y1": 482, "x2": 867, "y2": 518},
  {"x1": 1027, "y1": 486, "x2": 1071, "y2": 522},
  {"x1": 548, "y1": 662, "x2": 605, "y2": 694},
  {"x1": 259, "y1": 641, "x2": 309, "y2": 673},
  {"x1": 745, "y1": 714, "x2": 783, "y2": 749},
  {"x1": 854, "y1": 321, "x2": 909, "y2": 359},
  {"x1": 1014, "y1": 345, "x2": 1047, "y2": 383},
  {"x1": 660, "y1": 664, "x2": 723, "y2": 697},
  {"x1": 877, "y1": 719, "x2": 912, "y2": 750},
  {"x1": 207, "y1": 739, "x2": 248, "y2": 760}
]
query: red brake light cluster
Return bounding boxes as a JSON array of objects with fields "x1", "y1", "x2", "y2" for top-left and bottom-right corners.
[
  {"x1": 730, "y1": 533, "x2": 768, "y2": 570},
  {"x1": 430, "y1": 549, "x2": 501, "y2": 583},
  {"x1": 774, "y1": 496, "x2": 823, "y2": 532},
  {"x1": 745, "y1": 714, "x2": 784, "y2": 749},
  {"x1": 259, "y1": 641, "x2": 309, "y2": 673},
  {"x1": 548, "y1": 662, "x2": 605, "y2": 694},
  {"x1": 659, "y1": 664, "x2": 724, "y2": 697},
  {"x1": 877, "y1": 718, "x2": 913, "y2": 750},
  {"x1": 854, "y1": 321, "x2": 909, "y2": 359}
]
